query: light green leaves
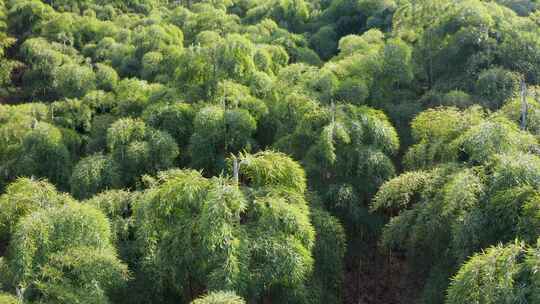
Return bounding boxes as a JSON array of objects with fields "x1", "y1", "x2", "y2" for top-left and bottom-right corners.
[
  {"x1": 7, "y1": 202, "x2": 128, "y2": 303},
  {"x1": 0, "y1": 178, "x2": 70, "y2": 246},
  {"x1": 191, "y1": 291, "x2": 245, "y2": 304},
  {"x1": 446, "y1": 241, "x2": 533, "y2": 304},
  {"x1": 135, "y1": 151, "x2": 315, "y2": 301}
]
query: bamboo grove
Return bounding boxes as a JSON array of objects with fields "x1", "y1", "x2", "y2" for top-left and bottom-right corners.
[{"x1": 1, "y1": 0, "x2": 540, "y2": 303}]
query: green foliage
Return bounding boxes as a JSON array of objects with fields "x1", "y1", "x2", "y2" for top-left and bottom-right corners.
[
  {"x1": 114, "y1": 78, "x2": 163, "y2": 117},
  {"x1": 174, "y1": 32, "x2": 260, "y2": 100},
  {"x1": 374, "y1": 105, "x2": 540, "y2": 301},
  {"x1": 8, "y1": 0, "x2": 55, "y2": 36},
  {"x1": 376, "y1": 159, "x2": 540, "y2": 299},
  {"x1": 237, "y1": 150, "x2": 306, "y2": 193},
  {"x1": 106, "y1": 118, "x2": 179, "y2": 186},
  {"x1": 95, "y1": 63, "x2": 119, "y2": 91},
  {"x1": 404, "y1": 106, "x2": 483, "y2": 169},
  {"x1": 440, "y1": 90, "x2": 474, "y2": 109},
  {"x1": 475, "y1": 67, "x2": 521, "y2": 109},
  {"x1": 19, "y1": 37, "x2": 90, "y2": 100},
  {"x1": 142, "y1": 102, "x2": 195, "y2": 148},
  {"x1": 16, "y1": 122, "x2": 72, "y2": 189},
  {"x1": 54, "y1": 63, "x2": 96, "y2": 98},
  {"x1": 455, "y1": 117, "x2": 537, "y2": 164},
  {"x1": 85, "y1": 189, "x2": 139, "y2": 289},
  {"x1": 4, "y1": 0, "x2": 540, "y2": 303},
  {"x1": 7, "y1": 203, "x2": 128, "y2": 303},
  {"x1": 308, "y1": 206, "x2": 346, "y2": 303},
  {"x1": 371, "y1": 170, "x2": 432, "y2": 213},
  {"x1": 135, "y1": 151, "x2": 315, "y2": 302},
  {"x1": 190, "y1": 106, "x2": 256, "y2": 175},
  {"x1": 499, "y1": 96, "x2": 540, "y2": 137},
  {"x1": 310, "y1": 25, "x2": 338, "y2": 60},
  {"x1": 0, "y1": 293, "x2": 19, "y2": 304},
  {"x1": 86, "y1": 113, "x2": 117, "y2": 153},
  {"x1": 70, "y1": 153, "x2": 120, "y2": 199},
  {"x1": 33, "y1": 246, "x2": 128, "y2": 304},
  {"x1": 446, "y1": 240, "x2": 540, "y2": 304},
  {"x1": 0, "y1": 256, "x2": 13, "y2": 290},
  {"x1": 0, "y1": 178, "x2": 69, "y2": 249},
  {"x1": 0, "y1": 103, "x2": 49, "y2": 189},
  {"x1": 215, "y1": 80, "x2": 268, "y2": 120},
  {"x1": 0, "y1": 0, "x2": 17, "y2": 97},
  {"x1": 191, "y1": 291, "x2": 245, "y2": 304},
  {"x1": 276, "y1": 102, "x2": 398, "y2": 231},
  {"x1": 133, "y1": 23, "x2": 183, "y2": 57},
  {"x1": 84, "y1": 190, "x2": 137, "y2": 247},
  {"x1": 51, "y1": 98, "x2": 93, "y2": 132}
]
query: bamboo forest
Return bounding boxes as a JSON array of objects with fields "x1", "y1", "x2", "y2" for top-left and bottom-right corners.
[{"x1": 2, "y1": 0, "x2": 540, "y2": 303}]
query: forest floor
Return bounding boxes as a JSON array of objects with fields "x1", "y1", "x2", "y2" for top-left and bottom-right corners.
[{"x1": 344, "y1": 241, "x2": 420, "y2": 304}]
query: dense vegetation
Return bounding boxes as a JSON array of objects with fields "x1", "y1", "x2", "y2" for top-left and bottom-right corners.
[{"x1": 1, "y1": 0, "x2": 540, "y2": 303}]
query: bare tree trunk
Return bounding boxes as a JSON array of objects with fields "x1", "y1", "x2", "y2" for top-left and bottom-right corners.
[
  {"x1": 233, "y1": 156, "x2": 239, "y2": 185},
  {"x1": 520, "y1": 78, "x2": 528, "y2": 130},
  {"x1": 16, "y1": 286, "x2": 25, "y2": 302}
]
